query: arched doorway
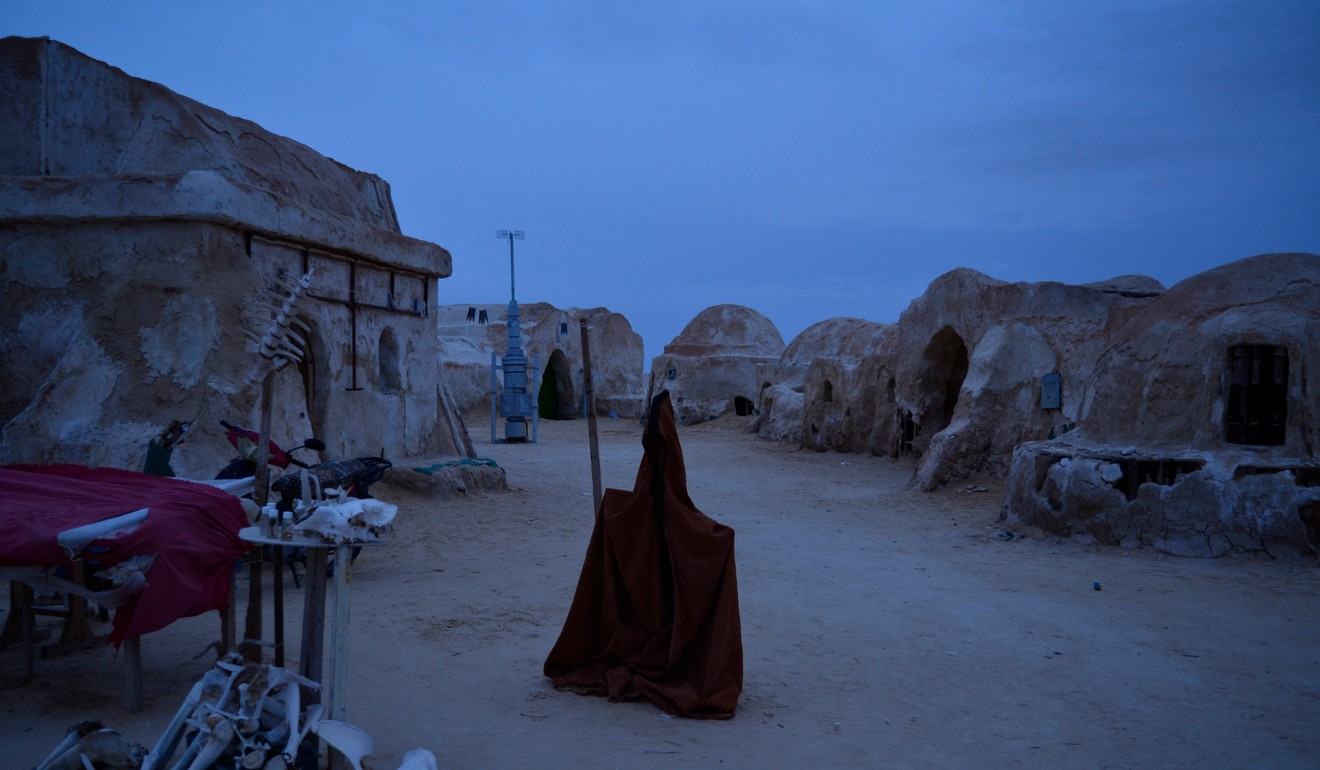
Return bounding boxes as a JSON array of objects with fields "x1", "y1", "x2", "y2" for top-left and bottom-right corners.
[
  {"x1": 538, "y1": 349, "x2": 575, "y2": 419},
  {"x1": 295, "y1": 315, "x2": 327, "y2": 439},
  {"x1": 734, "y1": 395, "x2": 755, "y2": 416},
  {"x1": 920, "y1": 326, "x2": 969, "y2": 435}
]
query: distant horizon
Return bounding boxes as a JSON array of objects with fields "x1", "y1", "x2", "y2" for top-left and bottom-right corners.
[{"x1": 8, "y1": 2, "x2": 1317, "y2": 364}]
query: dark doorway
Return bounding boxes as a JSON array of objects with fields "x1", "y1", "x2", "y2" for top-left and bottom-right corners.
[
  {"x1": 1226, "y1": 345, "x2": 1288, "y2": 445},
  {"x1": 538, "y1": 349, "x2": 575, "y2": 420},
  {"x1": 295, "y1": 316, "x2": 326, "y2": 438},
  {"x1": 897, "y1": 408, "x2": 917, "y2": 455},
  {"x1": 920, "y1": 327, "x2": 969, "y2": 435},
  {"x1": 734, "y1": 396, "x2": 755, "y2": 416}
]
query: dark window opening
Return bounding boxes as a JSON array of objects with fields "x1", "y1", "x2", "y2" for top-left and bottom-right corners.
[
  {"x1": 897, "y1": 408, "x2": 918, "y2": 456},
  {"x1": 559, "y1": 321, "x2": 568, "y2": 336},
  {"x1": 822, "y1": 380, "x2": 834, "y2": 403},
  {"x1": 734, "y1": 396, "x2": 755, "y2": 416},
  {"x1": 1033, "y1": 453, "x2": 1065, "y2": 491},
  {"x1": 667, "y1": 367, "x2": 677, "y2": 380},
  {"x1": 1105, "y1": 458, "x2": 1205, "y2": 501},
  {"x1": 1233, "y1": 465, "x2": 1320, "y2": 487},
  {"x1": 1225, "y1": 345, "x2": 1288, "y2": 446}
]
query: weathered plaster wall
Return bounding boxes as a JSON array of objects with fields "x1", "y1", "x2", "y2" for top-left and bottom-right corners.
[
  {"x1": 0, "y1": 37, "x2": 472, "y2": 476},
  {"x1": 0, "y1": 222, "x2": 472, "y2": 477}
]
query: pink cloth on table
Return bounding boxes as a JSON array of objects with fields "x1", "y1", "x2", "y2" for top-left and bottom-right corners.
[{"x1": 0, "y1": 463, "x2": 249, "y2": 644}]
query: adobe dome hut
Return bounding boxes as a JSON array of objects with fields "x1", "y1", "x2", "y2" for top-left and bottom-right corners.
[
  {"x1": 437, "y1": 302, "x2": 645, "y2": 420},
  {"x1": 0, "y1": 37, "x2": 473, "y2": 477},
  {"x1": 751, "y1": 270, "x2": 1162, "y2": 489},
  {"x1": 754, "y1": 318, "x2": 895, "y2": 451},
  {"x1": 1003, "y1": 253, "x2": 1320, "y2": 557},
  {"x1": 649, "y1": 304, "x2": 785, "y2": 426},
  {"x1": 890, "y1": 268, "x2": 1162, "y2": 489}
]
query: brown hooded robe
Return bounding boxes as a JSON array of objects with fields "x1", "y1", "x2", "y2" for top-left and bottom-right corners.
[{"x1": 543, "y1": 390, "x2": 743, "y2": 718}]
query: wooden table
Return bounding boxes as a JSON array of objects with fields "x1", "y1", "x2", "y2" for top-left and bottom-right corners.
[
  {"x1": 2, "y1": 567, "x2": 145, "y2": 712},
  {"x1": 238, "y1": 527, "x2": 380, "y2": 723}
]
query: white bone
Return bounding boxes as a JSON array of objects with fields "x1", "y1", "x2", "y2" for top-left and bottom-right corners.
[
  {"x1": 143, "y1": 680, "x2": 204, "y2": 769},
  {"x1": 184, "y1": 720, "x2": 234, "y2": 770},
  {"x1": 291, "y1": 497, "x2": 397, "y2": 544},
  {"x1": 283, "y1": 703, "x2": 323, "y2": 764},
  {"x1": 395, "y1": 748, "x2": 439, "y2": 770},
  {"x1": 309, "y1": 720, "x2": 374, "y2": 770},
  {"x1": 34, "y1": 726, "x2": 81, "y2": 770}
]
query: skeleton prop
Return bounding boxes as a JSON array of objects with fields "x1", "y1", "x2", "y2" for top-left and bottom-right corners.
[
  {"x1": 90, "y1": 657, "x2": 430, "y2": 770},
  {"x1": 34, "y1": 722, "x2": 146, "y2": 770},
  {"x1": 242, "y1": 270, "x2": 314, "y2": 386},
  {"x1": 260, "y1": 491, "x2": 398, "y2": 544}
]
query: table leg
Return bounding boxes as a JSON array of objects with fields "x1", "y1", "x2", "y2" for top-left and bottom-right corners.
[
  {"x1": 273, "y1": 544, "x2": 285, "y2": 667},
  {"x1": 243, "y1": 549, "x2": 263, "y2": 658},
  {"x1": 327, "y1": 546, "x2": 352, "y2": 770},
  {"x1": 9, "y1": 582, "x2": 36, "y2": 679},
  {"x1": 328, "y1": 546, "x2": 351, "y2": 722},
  {"x1": 124, "y1": 636, "x2": 143, "y2": 712},
  {"x1": 221, "y1": 569, "x2": 236, "y2": 653},
  {"x1": 57, "y1": 562, "x2": 94, "y2": 646},
  {"x1": 299, "y1": 547, "x2": 328, "y2": 699}
]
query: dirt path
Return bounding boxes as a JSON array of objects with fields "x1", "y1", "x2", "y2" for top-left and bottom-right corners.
[{"x1": 4, "y1": 414, "x2": 1318, "y2": 768}]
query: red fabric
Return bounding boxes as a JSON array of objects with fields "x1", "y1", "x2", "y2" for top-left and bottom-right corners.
[
  {"x1": 544, "y1": 391, "x2": 743, "y2": 718},
  {"x1": 0, "y1": 464, "x2": 249, "y2": 644}
]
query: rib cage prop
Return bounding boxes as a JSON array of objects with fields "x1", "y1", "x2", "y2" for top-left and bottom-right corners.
[{"x1": 243, "y1": 270, "x2": 315, "y2": 386}]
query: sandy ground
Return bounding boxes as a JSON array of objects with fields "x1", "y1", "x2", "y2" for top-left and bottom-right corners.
[{"x1": 4, "y1": 413, "x2": 1319, "y2": 769}]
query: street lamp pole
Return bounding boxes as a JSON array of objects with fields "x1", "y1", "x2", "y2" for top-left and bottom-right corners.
[
  {"x1": 494, "y1": 229, "x2": 531, "y2": 442},
  {"x1": 497, "y1": 229, "x2": 523, "y2": 303}
]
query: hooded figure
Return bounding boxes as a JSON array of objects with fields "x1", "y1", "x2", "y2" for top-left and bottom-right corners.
[{"x1": 544, "y1": 390, "x2": 743, "y2": 718}]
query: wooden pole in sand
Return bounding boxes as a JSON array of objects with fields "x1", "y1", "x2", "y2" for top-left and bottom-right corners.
[
  {"x1": 244, "y1": 372, "x2": 275, "y2": 659},
  {"x1": 580, "y1": 320, "x2": 603, "y2": 515}
]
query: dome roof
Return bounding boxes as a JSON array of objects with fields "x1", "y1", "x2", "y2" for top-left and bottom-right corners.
[
  {"x1": 1079, "y1": 253, "x2": 1320, "y2": 451},
  {"x1": 664, "y1": 304, "x2": 785, "y2": 358},
  {"x1": 782, "y1": 318, "x2": 892, "y2": 366}
]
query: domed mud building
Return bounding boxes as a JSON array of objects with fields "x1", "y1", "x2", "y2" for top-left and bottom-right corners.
[{"x1": 1002, "y1": 253, "x2": 1320, "y2": 557}]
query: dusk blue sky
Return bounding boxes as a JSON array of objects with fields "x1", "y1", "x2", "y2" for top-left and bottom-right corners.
[{"x1": 9, "y1": 1, "x2": 1319, "y2": 362}]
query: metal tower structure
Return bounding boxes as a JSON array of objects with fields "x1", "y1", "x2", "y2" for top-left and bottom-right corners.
[{"x1": 492, "y1": 229, "x2": 535, "y2": 443}]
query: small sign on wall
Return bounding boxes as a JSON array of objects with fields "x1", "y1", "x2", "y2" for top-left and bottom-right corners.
[{"x1": 1041, "y1": 372, "x2": 1062, "y2": 409}]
